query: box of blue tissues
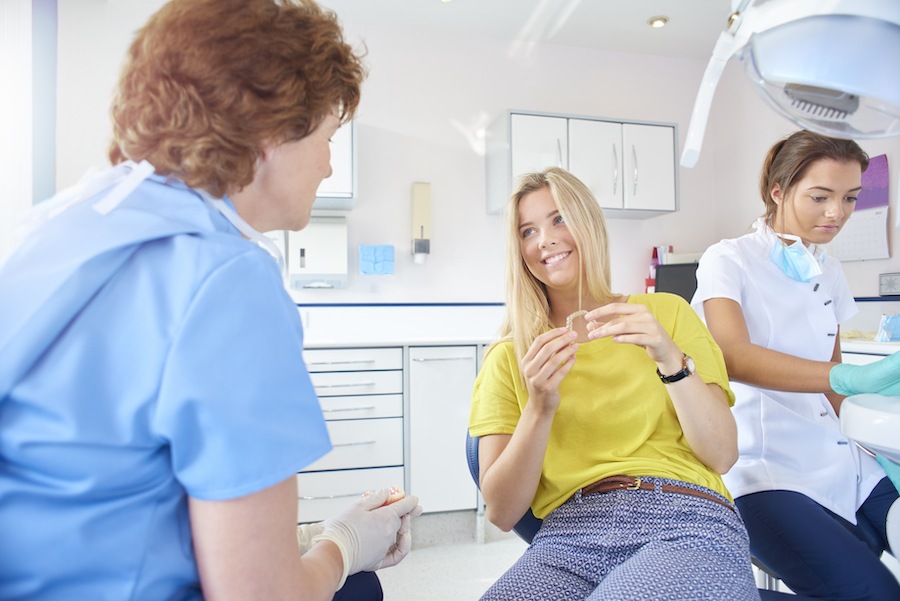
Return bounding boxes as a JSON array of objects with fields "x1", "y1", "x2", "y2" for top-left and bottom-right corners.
[
  {"x1": 875, "y1": 314, "x2": 900, "y2": 342},
  {"x1": 359, "y1": 244, "x2": 395, "y2": 275}
]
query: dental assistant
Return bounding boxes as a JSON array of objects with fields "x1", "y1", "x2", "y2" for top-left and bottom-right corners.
[
  {"x1": 692, "y1": 130, "x2": 900, "y2": 600},
  {"x1": 0, "y1": 1, "x2": 420, "y2": 600}
]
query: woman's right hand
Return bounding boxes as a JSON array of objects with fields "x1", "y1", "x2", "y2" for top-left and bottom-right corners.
[
  {"x1": 519, "y1": 327, "x2": 578, "y2": 415},
  {"x1": 830, "y1": 351, "x2": 900, "y2": 397}
]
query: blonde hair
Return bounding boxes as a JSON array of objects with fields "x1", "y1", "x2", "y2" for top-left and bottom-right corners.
[
  {"x1": 108, "y1": 0, "x2": 366, "y2": 197},
  {"x1": 493, "y1": 167, "x2": 617, "y2": 364}
]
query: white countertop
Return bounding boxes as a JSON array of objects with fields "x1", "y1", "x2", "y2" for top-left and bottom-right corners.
[
  {"x1": 841, "y1": 339, "x2": 900, "y2": 356},
  {"x1": 298, "y1": 304, "x2": 505, "y2": 347}
]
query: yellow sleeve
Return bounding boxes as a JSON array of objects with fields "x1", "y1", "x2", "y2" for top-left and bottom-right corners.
[{"x1": 468, "y1": 341, "x2": 524, "y2": 437}]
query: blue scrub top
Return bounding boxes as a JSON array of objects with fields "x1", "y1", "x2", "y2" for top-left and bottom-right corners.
[{"x1": 0, "y1": 175, "x2": 332, "y2": 600}]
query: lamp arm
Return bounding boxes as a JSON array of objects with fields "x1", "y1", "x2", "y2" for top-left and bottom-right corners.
[{"x1": 680, "y1": 32, "x2": 738, "y2": 168}]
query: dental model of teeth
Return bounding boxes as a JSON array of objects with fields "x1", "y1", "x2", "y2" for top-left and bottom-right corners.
[
  {"x1": 566, "y1": 309, "x2": 588, "y2": 331},
  {"x1": 363, "y1": 485, "x2": 406, "y2": 506}
]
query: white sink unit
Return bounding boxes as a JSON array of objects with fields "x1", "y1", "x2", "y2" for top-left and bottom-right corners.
[
  {"x1": 840, "y1": 394, "x2": 900, "y2": 463},
  {"x1": 840, "y1": 393, "x2": 900, "y2": 561}
]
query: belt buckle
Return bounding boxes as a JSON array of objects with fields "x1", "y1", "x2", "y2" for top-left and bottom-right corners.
[{"x1": 626, "y1": 477, "x2": 642, "y2": 490}]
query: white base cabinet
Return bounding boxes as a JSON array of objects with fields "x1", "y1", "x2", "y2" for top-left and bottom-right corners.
[
  {"x1": 486, "y1": 110, "x2": 677, "y2": 218},
  {"x1": 297, "y1": 347, "x2": 404, "y2": 523},
  {"x1": 408, "y1": 346, "x2": 479, "y2": 513},
  {"x1": 296, "y1": 343, "x2": 482, "y2": 522}
]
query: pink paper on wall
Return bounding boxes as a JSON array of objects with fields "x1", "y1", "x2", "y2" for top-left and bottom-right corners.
[{"x1": 857, "y1": 154, "x2": 889, "y2": 211}]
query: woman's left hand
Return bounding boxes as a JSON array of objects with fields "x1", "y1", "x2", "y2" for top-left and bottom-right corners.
[{"x1": 584, "y1": 303, "x2": 681, "y2": 371}]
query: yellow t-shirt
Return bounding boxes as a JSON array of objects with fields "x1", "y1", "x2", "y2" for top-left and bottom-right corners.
[{"x1": 469, "y1": 293, "x2": 735, "y2": 519}]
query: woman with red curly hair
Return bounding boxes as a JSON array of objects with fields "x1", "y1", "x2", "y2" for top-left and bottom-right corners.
[{"x1": 0, "y1": 1, "x2": 420, "y2": 600}]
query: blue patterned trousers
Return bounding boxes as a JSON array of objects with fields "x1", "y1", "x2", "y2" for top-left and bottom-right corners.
[{"x1": 481, "y1": 476, "x2": 760, "y2": 601}]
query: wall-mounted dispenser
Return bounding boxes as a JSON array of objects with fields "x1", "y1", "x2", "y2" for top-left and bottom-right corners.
[
  {"x1": 287, "y1": 216, "x2": 348, "y2": 289},
  {"x1": 411, "y1": 182, "x2": 431, "y2": 264}
]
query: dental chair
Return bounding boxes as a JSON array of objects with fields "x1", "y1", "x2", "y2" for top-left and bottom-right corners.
[
  {"x1": 465, "y1": 431, "x2": 783, "y2": 593},
  {"x1": 840, "y1": 394, "x2": 900, "y2": 555},
  {"x1": 465, "y1": 431, "x2": 542, "y2": 543}
]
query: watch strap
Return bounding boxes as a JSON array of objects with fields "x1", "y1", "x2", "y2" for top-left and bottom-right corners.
[{"x1": 657, "y1": 354, "x2": 692, "y2": 384}]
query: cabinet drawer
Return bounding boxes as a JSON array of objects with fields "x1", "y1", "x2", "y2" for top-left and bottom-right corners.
[
  {"x1": 310, "y1": 370, "x2": 402, "y2": 397},
  {"x1": 319, "y1": 394, "x2": 402, "y2": 420},
  {"x1": 297, "y1": 466, "x2": 404, "y2": 523},
  {"x1": 304, "y1": 347, "x2": 402, "y2": 372},
  {"x1": 303, "y1": 418, "x2": 403, "y2": 472}
]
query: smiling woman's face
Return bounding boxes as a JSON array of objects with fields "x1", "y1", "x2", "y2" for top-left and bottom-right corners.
[{"x1": 517, "y1": 186, "x2": 580, "y2": 293}]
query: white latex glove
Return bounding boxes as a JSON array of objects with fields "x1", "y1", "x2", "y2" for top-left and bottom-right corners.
[
  {"x1": 376, "y1": 503, "x2": 424, "y2": 570},
  {"x1": 312, "y1": 488, "x2": 421, "y2": 590},
  {"x1": 297, "y1": 521, "x2": 325, "y2": 554}
]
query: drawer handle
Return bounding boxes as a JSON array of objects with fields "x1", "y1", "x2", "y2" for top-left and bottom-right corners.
[
  {"x1": 412, "y1": 357, "x2": 472, "y2": 362},
  {"x1": 315, "y1": 382, "x2": 376, "y2": 389},
  {"x1": 322, "y1": 406, "x2": 377, "y2": 413},
  {"x1": 307, "y1": 360, "x2": 377, "y2": 366},
  {"x1": 299, "y1": 491, "x2": 365, "y2": 501},
  {"x1": 333, "y1": 440, "x2": 376, "y2": 447}
]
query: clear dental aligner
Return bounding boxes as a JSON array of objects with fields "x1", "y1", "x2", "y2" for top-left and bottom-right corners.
[{"x1": 566, "y1": 309, "x2": 588, "y2": 332}]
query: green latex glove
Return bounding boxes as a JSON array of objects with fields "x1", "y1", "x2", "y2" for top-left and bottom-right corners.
[{"x1": 830, "y1": 352, "x2": 900, "y2": 397}]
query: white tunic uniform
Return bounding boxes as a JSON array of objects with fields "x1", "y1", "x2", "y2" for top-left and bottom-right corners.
[{"x1": 691, "y1": 222, "x2": 884, "y2": 524}]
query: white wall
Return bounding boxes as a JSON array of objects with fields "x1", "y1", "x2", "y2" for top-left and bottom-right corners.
[
  {"x1": 50, "y1": 1, "x2": 900, "y2": 302},
  {"x1": 0, "y1": 0, "x2": 34, "y2": 261}
]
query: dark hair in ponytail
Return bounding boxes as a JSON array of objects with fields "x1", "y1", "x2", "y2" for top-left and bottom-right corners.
[{"x1": 759, "y1": 130, "x2": 869, "y2": 225}]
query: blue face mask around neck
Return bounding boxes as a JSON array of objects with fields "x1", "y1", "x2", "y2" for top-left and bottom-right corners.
[{"x1": 769, "y1": 231, "x2": 824, "y2": 283}]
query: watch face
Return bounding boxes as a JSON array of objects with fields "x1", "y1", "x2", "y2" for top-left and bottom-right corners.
[{"x1": 685, "y1": 356, "x2": 695, "y2": 374}]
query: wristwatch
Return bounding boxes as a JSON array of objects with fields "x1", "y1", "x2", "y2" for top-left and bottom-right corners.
[{"x1": 657, "y1": 354, "x2": 695, "y2": 384}]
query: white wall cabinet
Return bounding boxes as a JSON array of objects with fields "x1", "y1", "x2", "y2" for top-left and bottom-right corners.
[
  {"x1": 312, "y1": 120, "x2": 356, "y2": 210},
  {"x1": 509, "y1": 114, "x2": 568, "y2": 177},
  {"x1": 486, "y1": 110, "x2": 678, "y2": 218},
  {"x1": 568, "y1": 119, "x2": 676, "y2": 212},
  {"x1": 408, "y1": 346, "x2": 479, "y2": 513}
]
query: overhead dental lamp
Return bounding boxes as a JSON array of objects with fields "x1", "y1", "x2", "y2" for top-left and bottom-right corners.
[{"x1": 681, "y1": 0, "x2": 900, "y2": 168}]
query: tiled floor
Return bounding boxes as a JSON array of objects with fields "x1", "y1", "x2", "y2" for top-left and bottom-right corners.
[
  {"x1": 379, "y1": 534, "x2": 527, "y2": 600},
  {"x1": 378, "y1": 510, "x2": 526, "y2": 600}
]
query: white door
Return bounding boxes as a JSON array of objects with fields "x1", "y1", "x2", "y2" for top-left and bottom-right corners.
[
  {"x1": 622, "y1": 123, "x2": 676, "y2": 211},
  {"x1": 408, "y1": 346, "x2": 478, "y2": 513},
  {"x1": 568, "y1": 119, "x2": 623, "y2": 210},
  {"x1": 510, "y1": 114, "x2": 568, "y2": 180}
]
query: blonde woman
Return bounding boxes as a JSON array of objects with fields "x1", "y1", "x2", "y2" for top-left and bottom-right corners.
[{"x1": 469, "y1": 167, "x2": 759, "y2": 600}]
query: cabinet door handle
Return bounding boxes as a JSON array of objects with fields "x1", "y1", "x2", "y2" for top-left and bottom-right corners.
[
  {"x1": 556, "y1": 138, "x2": 563, "y2": 168},
  {"x1": 632, "y1": 144, "x2": 639, "y2": 196},
  {"x1": 307, "y1": 360, "x2": 377, "y2": 366},
  {"x1": 612, "y1": 143, "x2": 619, "y2": 196},
  {"x1": 333, "y1": 440, "x2": 376, "y2": 447},
  {"x1": 412, "y1": 357, "x2": 473, "y2": 362},
  {"x1": 314, "y1": 382, "x2": 376, "y2": 389},
  {"x1": 299, "y1": 491, "x2": 366, "y2": 501},
  {"x1": 322, "y1": 405, "x2": 377, "y2": 413}
]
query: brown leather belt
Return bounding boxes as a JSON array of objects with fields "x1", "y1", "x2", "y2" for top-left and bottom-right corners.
[{"x1": 581, "y1": 475, "x2": 734, "y2": 512}]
